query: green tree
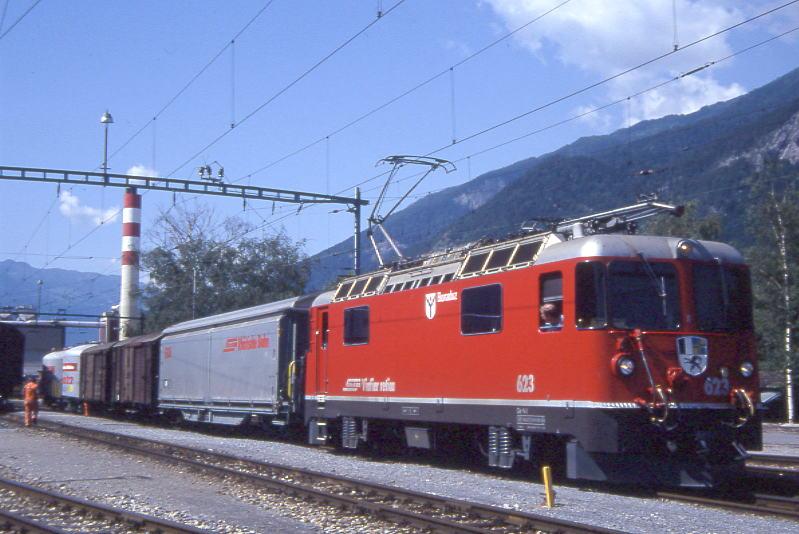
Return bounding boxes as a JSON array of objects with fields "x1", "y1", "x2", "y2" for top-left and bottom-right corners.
[
  {"x1": 746, "y1": 163, "x2": 799, "y2": 422},
  {"x1": 643, "y1": 201, "x2": 722, "y2": 241},
  {"x1": 142, "y1": 204, "x2": 309, "y2": 332}
]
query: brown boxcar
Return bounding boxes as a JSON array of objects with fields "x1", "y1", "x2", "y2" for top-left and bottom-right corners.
[
  {"x1": 81, "y1": 342, "x2": 115, "y2": 404},
  {"x1": 0, "y1": 324, "x2": 25, "y2": 403},
  {"x1": 111, "y1": 332, "x2": 161, "y2": 409}
]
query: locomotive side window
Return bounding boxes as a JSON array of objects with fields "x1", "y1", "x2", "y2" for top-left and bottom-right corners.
[
  {"x1": 576, "y1": 262, "x2": 607, "y2": 329},
  {"x1": 539, "y1": 273, "x2": 563, "y2": 331},
  {"x1": 608, "y1": 261, "x2": 680, "y2": 330},
  {"x1": 343, "y1": 306, "x2": 370, "y2": 345},
  {"x1": 461, "y1": 284, "x2": 502, "y2": 335}
]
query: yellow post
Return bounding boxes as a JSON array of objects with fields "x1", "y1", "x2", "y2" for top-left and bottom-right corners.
[{"x1": 542, "y1": 465, "x2": 555, "y2": 508}]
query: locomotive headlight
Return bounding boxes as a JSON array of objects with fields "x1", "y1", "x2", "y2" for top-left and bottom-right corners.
[
  {"x1": 617, "y1": 357, "x2": 635, "y2": 376},
  {"x1": 719, "y1": 366, "x2": 729, "y2": 378},
  {"x1": 676, "y1": 240, "x2": 694, "y2": 257},
  {"x1": 739, "y1": 361, "x2": 755, "y2": 378}
]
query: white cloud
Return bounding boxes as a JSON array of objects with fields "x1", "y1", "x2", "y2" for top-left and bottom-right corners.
[
  {"x1": 127, "y1": 164, "x2": 158, "y2": 177},
  {"x1": 573, "y1": 104, "x2": 613, "y2": 131},
  {"x1": 126, "y1": 164, "x2": 158, "y2": 186},
  {"x1": 59, "y1": 191, "x2": 119, "y2": 226},
  {"x1": 486, "y1": 0, "x2": 749, "y2": 121},
  {"x1": 443, "y1": 39, "x2": 474, "y2": 57},
  {"x1": 629, "y1": 75, "x2": 745, "y2": 123}
]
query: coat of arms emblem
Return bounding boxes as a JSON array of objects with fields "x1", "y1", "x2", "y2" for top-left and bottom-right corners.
[
  {"x1": 425, "y1": 293, "x2": 437, "y2": 319},
  {"x1": 676, "y1": 336, "x2": 708, "y2": 376}
]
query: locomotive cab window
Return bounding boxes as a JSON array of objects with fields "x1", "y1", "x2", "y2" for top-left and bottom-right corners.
[
  {"x1": 608, "y1": 260, "x2": 680, "y2": 330},
  {"x1": 461, "y1": 284, "x2": 502, "y2": 335},
  {"x1": 693, "y1": 263, "x2": 753, "y2": 332},
  {"x1": 343, "y1": 306, "x2": 370, "y2": 345},
  {"x1": 539, "y1": 273, "x2": 563, "y2": 331},
  {"x1": 576, "y1": 262, "x2": 607, "y2": 329}
]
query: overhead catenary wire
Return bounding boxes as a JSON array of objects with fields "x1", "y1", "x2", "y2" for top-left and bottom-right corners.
[
  {"x1": 0, "y1": 0, "x2": 41, "y2": 42},
  {"x1": 166, "y1": 0, "x2": 409, "y2": 178},
  {"x1": 197, "y1": 22, "x2": 799, "y2": 272},
  {"x1": 6, "y1": 5, "x2": 797, "y2": 300},
  {"x1": 0, "y1": 0, "x2": 9, "y2": 33},
  {"x1": 238, "y1": 0, "x2": 574, "y2": 181},
  {"x1": 106, "y1": 0, "x2": 277, "y2": 164},
  {"x1": 421, "y1": 0, "x2": 799, "y2": 159},
  {"x1": 19, "y1": 17, "x2": 799, "y2": 293},
  {"x1": 333, "y1": 1, "x2": 799, "y2": 197}
]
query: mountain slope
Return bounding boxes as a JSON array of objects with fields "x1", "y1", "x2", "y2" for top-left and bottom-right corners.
[
  {"x1": 0, "y1": 259, "x2": 119, "y2": 344},
  {"x1": 308, "y1": 67, "x2": 799, "y2": 289}
]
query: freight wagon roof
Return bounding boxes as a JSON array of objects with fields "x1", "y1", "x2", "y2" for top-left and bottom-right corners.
[
  {"x1": 163, "y1": 293, "x2": 319, "y2": 335},
  {"x1": 535, "y1": 234, "x2": 744, "y2": 265},
  {"x1": 113, "y1": 331, "x2": 162, "y2": 348},
  {"x1": 83, "y1": 341, "x2": 116, "y2": 355},
  {"x1": 43, "y1": 343, "x2": 97, "y2": 360}
]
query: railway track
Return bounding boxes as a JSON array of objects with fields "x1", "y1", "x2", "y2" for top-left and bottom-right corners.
[
  {"x1": 651, "y1": 451, "x2": 799, "y2": 521},
  {"x1": 748, "y1": 452, "x2": 799, "y2": 471},
  {"x1": 0, "y1": 475, "x2": 203, "y2": 533},
  {"x1": 6, "y1": 415, "x2": 617, "y2": 534},
  {"x1": 657, "y1": 490, "x2": 799, "y2": 521}
]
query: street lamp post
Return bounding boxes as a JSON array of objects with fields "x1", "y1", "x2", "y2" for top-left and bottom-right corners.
[
  {"x1": 36, "y1": 279, "x2": 43, "y2": 324},
  {"x1": 100, "y1": 110, "x2": 114, "y2": 182}
]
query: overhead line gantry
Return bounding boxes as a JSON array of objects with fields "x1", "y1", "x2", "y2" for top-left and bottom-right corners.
[{"x1": 1, "y1": 165, "x2": 368, "y2": 339}]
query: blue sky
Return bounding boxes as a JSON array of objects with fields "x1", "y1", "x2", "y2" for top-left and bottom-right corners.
[{"x1": 1, "y1": 0, "x2": 798, "y2": 302}]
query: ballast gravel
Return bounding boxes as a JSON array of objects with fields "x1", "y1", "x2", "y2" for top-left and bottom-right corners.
[
  {"x1": 760, "y1": 422, "x2": 799, "y2": 456},
  {"x1": 0, "y1": 422, "x2": 410, "y2": 533},
  {"x1": 11, "y1": 411, "x2": 799, "y2": 534}
]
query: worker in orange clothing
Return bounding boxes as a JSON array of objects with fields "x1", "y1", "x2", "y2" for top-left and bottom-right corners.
[{"x1": 23, "y1": 377, "x2": 39, "y2": 427}]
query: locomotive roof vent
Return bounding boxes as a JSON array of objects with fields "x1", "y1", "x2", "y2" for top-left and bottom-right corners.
[
  {"x1": 333, "y1": 273, "x2": 388, "y2": 302},
  {"x1": 457, "y1": 239, "x2": 544, "y2": 279}
]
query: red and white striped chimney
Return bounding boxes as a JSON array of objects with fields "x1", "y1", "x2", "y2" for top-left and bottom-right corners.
[{"x1": 119, "y1": 187, "x2": 141, "y2": 339}]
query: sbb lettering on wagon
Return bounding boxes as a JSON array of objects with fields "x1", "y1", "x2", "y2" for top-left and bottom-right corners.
[{"x1": 223, "y1": 335, "x2": 270, "y2": 353}]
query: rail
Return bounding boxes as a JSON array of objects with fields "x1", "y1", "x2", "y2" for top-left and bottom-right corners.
[
  {"x1": 6, "y1": 415, "x2": 618, "y2": 534},
  {"x1": 0, "y1": 475, "x2": 203, "y2": 533}
]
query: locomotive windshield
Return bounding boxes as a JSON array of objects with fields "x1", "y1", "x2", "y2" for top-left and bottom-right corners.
[
  {"x1": 607, "y1": 261, "x2": 680, "y2": 330},
  {"x1": 575, "y1": 260, "x2": 681, "y2": 330},
  {"x1": 692, "y1": 263, "x2": 753, "y2": 332}
]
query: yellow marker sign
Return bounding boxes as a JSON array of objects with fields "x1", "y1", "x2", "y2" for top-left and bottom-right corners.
[{"x1": 542, "y1": 465, "x2": 555, "y2": 508}]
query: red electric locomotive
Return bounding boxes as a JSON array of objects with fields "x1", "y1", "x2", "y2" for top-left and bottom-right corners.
[{"x1": 303, "y1": 201, "x2": 761, "y2": 487}]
